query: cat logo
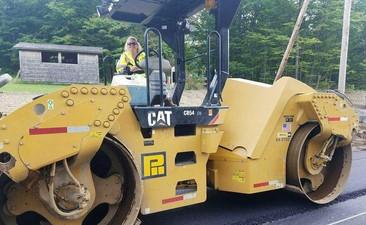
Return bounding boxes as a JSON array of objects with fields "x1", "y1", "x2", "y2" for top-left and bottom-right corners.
[
  {"x1": 148, "y1": 111, "x2": 172, "y2": 127},
  {"x1": 141, "y1": 152, "x2": 167, "y2": 179}
]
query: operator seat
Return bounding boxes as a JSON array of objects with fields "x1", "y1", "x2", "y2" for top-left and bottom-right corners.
[{"x1": 140, "y1": 57, "x2": 172, "y2": 105}]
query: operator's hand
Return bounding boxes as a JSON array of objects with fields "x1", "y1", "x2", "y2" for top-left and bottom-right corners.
[{"x1": 130, "y1": 66, "x2": 139, "y2": 72}]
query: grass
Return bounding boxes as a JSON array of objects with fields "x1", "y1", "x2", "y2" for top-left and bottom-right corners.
[
  {"x1": 0, "y1": 81, "x2": 68, "y2": 93},
  {"x1": 185, "y1": 74, "x2": 205, "y2": 90}
]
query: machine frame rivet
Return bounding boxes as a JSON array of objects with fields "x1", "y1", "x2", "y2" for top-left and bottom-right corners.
[
  {"x1": 113, "y1": 108, "x2": 120, "y2": 115},
  {"x1": 81, "y1": 87, "x2": 89, "y2": 95},
  {"x1": 117, "y1": 102, "x2": 124, "y2": 109},
  {"x1": 110, "y1": 88, "x2": 117, "y2": 95},
  {"x1": 91, "y1": 88, "x2": 98, "y2": 95},
  {"x1": 94, "y1": 120, "x2": 102, "y2": 127},
  {"x1": 103, "y1": 121, "x2": 110, "y2": 128},
  {"x1": 108, "y1": 115, "x2": 115, "y2": 121},
  {"x1": 101, "y1": 88, "x2": 108, "y2": 95},
  {"x1": 122, "y1": 96, "x2": 129, "y2": 102},
  {"x1": 119, "y1": 89, "x2": 126, "y2": 95},
  {"x1": 61, "y1": 91, "x2": 69, "y2": 98},
  {"x1": 66, "y1": 99, "x2": 74, "y2": 107},
  {"x1": 70, "y1": 87, "x2": 78, "y2": 95}
]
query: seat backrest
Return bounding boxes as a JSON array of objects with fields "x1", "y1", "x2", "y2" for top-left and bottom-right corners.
[
  {"x1": 140, "y1": 57, "x2": 172, "y2": 77},
  {"x1": 149, "y1": 70, "x2": 168, "y2": 105}
]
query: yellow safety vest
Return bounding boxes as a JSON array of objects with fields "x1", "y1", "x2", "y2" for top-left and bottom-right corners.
[{"x1": 116, "y1": 51, "x2": 145, "y2": 73}]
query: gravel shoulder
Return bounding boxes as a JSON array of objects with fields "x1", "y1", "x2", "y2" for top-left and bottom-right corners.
[{"x1": 0, "y1": 92, "x2": 40, "y2": 114}]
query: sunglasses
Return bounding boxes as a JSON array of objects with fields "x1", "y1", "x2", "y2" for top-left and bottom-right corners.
[{"x1": 127, "y1": 42, "x2": 137, "y2": 46}]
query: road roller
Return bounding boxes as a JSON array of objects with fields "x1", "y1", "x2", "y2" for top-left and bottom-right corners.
[{"x1": 0, "y1": 0, "x2": 358, "y2": 224}]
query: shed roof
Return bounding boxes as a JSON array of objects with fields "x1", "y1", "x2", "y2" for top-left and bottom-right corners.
[{"x1": 13, "y1": 42, "x2": 104, "y2": 55}]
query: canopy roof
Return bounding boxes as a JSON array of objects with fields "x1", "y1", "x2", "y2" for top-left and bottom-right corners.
[{"x1": 99, "y1": 0, "x2": 205, "y2": 26}]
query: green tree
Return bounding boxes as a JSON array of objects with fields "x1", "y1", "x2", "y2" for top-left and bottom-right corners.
[{"x1": 1, "y1": 0, "x2": 366, "y2": 90}]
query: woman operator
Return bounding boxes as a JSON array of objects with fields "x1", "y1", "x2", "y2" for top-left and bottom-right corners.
[{"x1": 116, "y1": 36, "x2": 145, "y2": 75}]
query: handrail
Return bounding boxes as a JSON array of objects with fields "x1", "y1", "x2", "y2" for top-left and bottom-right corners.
[
  {"x1": 144, "y1": 27, "x2": 164, "y2": 106},
  {"x1": 206, "y1": 31, "x2": 222, "y2": 105},
  {"x1": 327, "y1": 89, "x2": 354, "y2": 106},
  {"x1": 102, "y1": 55, "x2": 114, "y2": 86}
]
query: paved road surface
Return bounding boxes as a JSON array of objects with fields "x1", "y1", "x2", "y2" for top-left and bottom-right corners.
[
  {"x1": 269, "y1": 195, "x2": 366, "y2": 225},
  {"x1": 141, "y1": 150, "x2": 366, "y2": 225}
]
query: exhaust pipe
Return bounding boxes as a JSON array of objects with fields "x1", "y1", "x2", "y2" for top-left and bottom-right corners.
[{"x1": 0, "y1": 74, "x2": 12, "y2": 88}]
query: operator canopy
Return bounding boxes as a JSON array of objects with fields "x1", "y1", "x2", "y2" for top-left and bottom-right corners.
[
  {"x1": 98, "y1": 0, "x2": 240, "y2": 105},
  {"x1": 97, "y1": 0, "x2": 205, "y2": 26}
]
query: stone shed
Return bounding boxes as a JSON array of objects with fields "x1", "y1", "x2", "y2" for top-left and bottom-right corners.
[{"x1": 14, "y1": 42, "x2": 103, "y2": 84}]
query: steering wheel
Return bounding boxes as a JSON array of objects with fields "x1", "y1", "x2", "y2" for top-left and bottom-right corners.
[{"x1": 134, "y1": 49, "x2": 159, "y2": 70}]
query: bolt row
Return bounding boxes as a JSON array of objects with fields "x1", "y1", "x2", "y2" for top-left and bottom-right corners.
[
  {"x1": 61, "y1": 87, "x2": 127, "y2": 99},
  {"x1": 61, "y1": 87, "x2": 129, "y2": 129},
  {"x1": 313, "y1": 94, "x2": 337, "y2": 99}
]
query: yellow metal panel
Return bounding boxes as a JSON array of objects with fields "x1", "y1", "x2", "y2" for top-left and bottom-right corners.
[
  {"x1": 295, "y1": 93, "x2": 358, "y2": 142},
  {"x1": 112, "y1": 107, "x2": 228, "y2": 214},
  {"x1": 201, "y1": 127, "x2": 223, "y2": 154},
  {"x1": 220, "y1": 77, "x2": 315, "y2": 159},
  {"x1": 0, "y1": 85, "x2": 127, "y2": 182},
  {"x1": 208, "y1": 145, "x2": 286, "y2": 194},
  {"x1": 209, "y1": 77, "x2": 357, "y2": 195}
]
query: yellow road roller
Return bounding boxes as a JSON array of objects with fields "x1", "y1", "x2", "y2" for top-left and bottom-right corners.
[{"x1": 0, "y1": 0, "x2": 358, "y2": 224}]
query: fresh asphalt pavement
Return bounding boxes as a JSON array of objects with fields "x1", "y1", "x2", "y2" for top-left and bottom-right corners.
[
  {"x1": 140, "y1": 150, "x2": 366, "y2": 225},
  {"x1": 267, "y1": 195, "x2": 366, "y2": 225}
]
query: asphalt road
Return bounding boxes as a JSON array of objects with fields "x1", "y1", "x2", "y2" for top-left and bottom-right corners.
[{"x1": 140, "y1": 150, "x2": 366, "y2": 225}]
